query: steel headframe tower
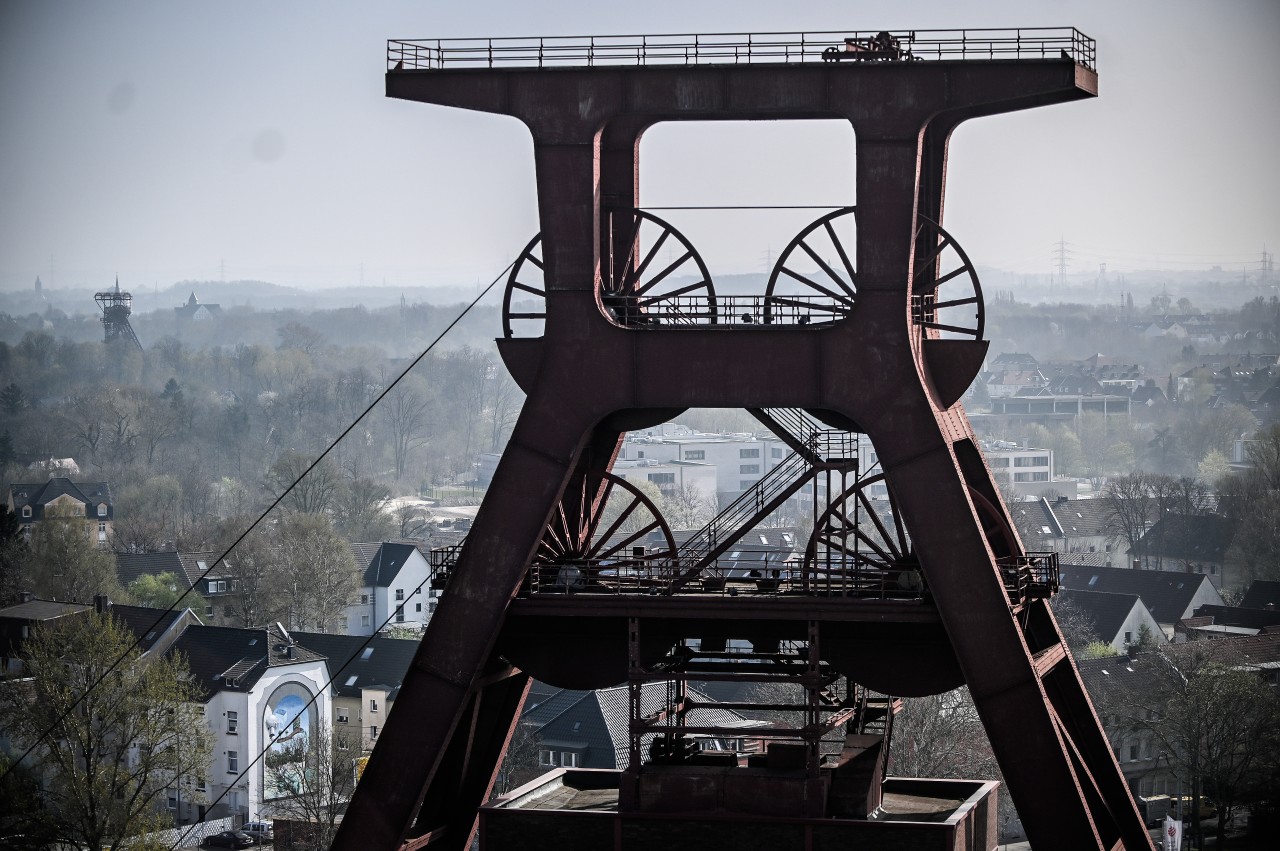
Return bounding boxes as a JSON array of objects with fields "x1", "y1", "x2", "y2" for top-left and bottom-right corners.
[
  {"x1": 94, "y1": 278, "x2": 143, "y2": 353},
  {"x1": 338, "y1": 28, "x2": 1154, "y2": 851}
]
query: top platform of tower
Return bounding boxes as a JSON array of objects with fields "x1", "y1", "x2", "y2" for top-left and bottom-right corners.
[{"x1": 385, "y1": 28, "x2": 1096, "y2": 127}]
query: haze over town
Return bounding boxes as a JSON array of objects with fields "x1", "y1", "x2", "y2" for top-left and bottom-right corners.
[{"x1": 1, "y1": 0, "x2": 1277, "y2": 293}]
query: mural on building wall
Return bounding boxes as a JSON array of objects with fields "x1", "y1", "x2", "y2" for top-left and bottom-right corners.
[{"x1": 263, "y1": 681, "x2": 317, "y2": 800}]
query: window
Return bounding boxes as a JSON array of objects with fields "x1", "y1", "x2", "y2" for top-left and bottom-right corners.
[
  {"x1": 647, "y1": 473, "x2": 675, "y2": 485},
  {"x1": 538, "y1": 750, "x2": 579, "y2": 767},
  {"x1": 21, "y1": 506, "x2": 31, "y2": 518},
  {"x1": 369, "y1": 725, "x2": 378, "y2": 740},
  {"x1": 1128, "y1": 744, "x2": 1138, "y2": 762},
  {"x1": 227, "y1": 751, "x2": 239, "y2": 773},
  {"x1": 98, "y1": 503, "x2": 108, "y2": 517},
  {"x1": 395, "y1": 606, "x2": 405, "y2": 623},
  {"x1": 684, "y1": 450, "x2": 705, "y2": 460},
  {"x1": 395, "y1": 589, "x2": 405, "y2": 602},
  {"x1": 205, "y1": 605, "x2": 214, "y2": 617},
  {"x1": 99, "y1": 522, "x2": 107, "y2": 535},
  {"x1": 167, "y1": 789, "x2": 179, "y2": 809},
  {"x1": 740, "y1": 448, "x2": 760, "y2": 458},
  {"x1": 740, "y1": 464, "x2": 760, "y2": 474},
  {"x1": 1013, "y1": 472, "x2": 1049, "y2": 482},
  {"x1": 360, "y1": 594, "x2": 369, "y2": 604},
  {"x1": 226, "y1": 711, "x2": 238, "y2": 734},
  {"x1": 989, "y1": 457, "x2": 1010, "y2": 467},
  {"x1": 337, "y1": 709, "x2": 349, "y2": 723},
  {"x1": 415, "y1": 602, "x2": 422, "y2": 613},
  {"x1": 1014, "y1": 456, "x2": 1049, "y2": 467},
  {"x1": 771, "y1": 448, "x2": 783, "y2": 458},
  {"x1": 740, "y1": 481, "x2": 754, "y2": 491},
  {"x1": 370, "y1": 699, "x2": 379, "y2": 712},
  {"x1": 360, "y1": 614, "x2": 371, "y2": 628},
  {"x1": 1124, "y1": 632, "x2": 1132, "y2": 645}
]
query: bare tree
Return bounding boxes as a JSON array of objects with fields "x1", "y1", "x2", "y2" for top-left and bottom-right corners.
[
  {"x1": 263, "y1": 722, "x2": 360, "y2": 851},
  {"x1": 381, "y1": 378, "x2": 432, "y2": 482},
  {"x1": 1102, "y1": 473, "x2": 1154, "y2": 568},
  {"x1": 265, "y1": 451, "x2": 342, "y2": 514},
  {"x1": 272, "y1": 512, "x2": 360, "y2": 633}
]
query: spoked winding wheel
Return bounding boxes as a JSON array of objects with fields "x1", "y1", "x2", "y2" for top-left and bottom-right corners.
[
  {"x1": 763, "y1": 206, "x2": 858, "y2": 324},
  {"x1": 531, "y1": 470, "x2": 677, "y2": 591},
  {"x1": 502, "y1": 234, "x2": 545, "y2": 338},
  {"x1": 607, "y1": 210, "x2": 717, "y2": 326},
  {"x1": 803, "y1": 473, "x2": 923, "y2": 598},
  {"x1": 912, "y1": 216, "x2": 985, "y2": 340}
]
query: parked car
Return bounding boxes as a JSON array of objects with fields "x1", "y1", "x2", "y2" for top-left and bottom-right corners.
[
  {"x1": 202, "y1": 831, "x2": 255, "y2": 849},
  {"x1": 241, "y1": 821, "x2": 274, "y2": 844}
]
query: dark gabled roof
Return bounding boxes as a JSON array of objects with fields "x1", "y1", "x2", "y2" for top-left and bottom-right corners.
[
  {"x1": 166, "y1": 623, "x2": 325, "y2": 698},
  {"x1": 115, "y1": 551, "x2": 233, "y2": 591},
  {"x1": 351, "y1": 542, "x2": 420, "y2": 587},
  {"x1": 1059, "y1": 563, "x2": 1219, "y2": 624},
  {"x1": 1192, "y1": 604, "x2": 1280, "y2": 631},
  {"x1": 1055, "y1": 590, "x2": 1143, "y2": 643},
  {"x1": 1009, "y1": 500, "x2": 1062, "y2": 549},
  {"x1": 291, "y1": 631, "x2": 418, "y2": 699},
  {"x1": 1138, "y1": 514, "x2": 1237, "y2": 563},
  {"x1": 1240, "y1": 580, "x2": 1280, "y2": 610},
  {"x1": 9, "y1": 477, "x2": 113, "y2": 519},
  {"x1": 1078, "y1": 633, "x2": 1280, "y2": 705},
  {"x1": 1051, "y1": 499, "x2": 1117, "y2": 539},
  {"x1": 109, "y1": 604, "x2": 187, "y2": 652}
]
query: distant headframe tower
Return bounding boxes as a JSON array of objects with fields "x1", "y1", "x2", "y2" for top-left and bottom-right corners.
[{"x1": 94, "y1": 278, "x2": 143, "y2": 352}]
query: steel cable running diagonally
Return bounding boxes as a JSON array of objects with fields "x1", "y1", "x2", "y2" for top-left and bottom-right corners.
[{"x1": 0, "y1": 258, "x2": 515, "y2": 788}]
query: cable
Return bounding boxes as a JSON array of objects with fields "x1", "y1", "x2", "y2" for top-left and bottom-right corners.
[
  {"x1": 168, "y1": 566, "x2": 443, "y2": 850},
  {"x1": 0, "y1": 258, "x2": 514, "y2": 786}
]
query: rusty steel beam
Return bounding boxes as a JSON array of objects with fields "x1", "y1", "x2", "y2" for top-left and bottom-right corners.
[{"x1": 335, "y1": 44, "x2": 1149, "y2": 851}]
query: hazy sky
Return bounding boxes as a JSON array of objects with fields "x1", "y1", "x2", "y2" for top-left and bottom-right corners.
[{"x1": 1, "y1": 0, "x2": 1277, "y2": 292}]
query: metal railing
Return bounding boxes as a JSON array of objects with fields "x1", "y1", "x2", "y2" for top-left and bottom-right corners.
[
  {"x1": 608, "y1": 293, "x2": 850, "y2": 328},
  {"x1": 388, "y1": 28, "x2": 1095, "y2": 72},
  {"x1": 999, "y1": 551, "x2": 1061, "y2": 603}
]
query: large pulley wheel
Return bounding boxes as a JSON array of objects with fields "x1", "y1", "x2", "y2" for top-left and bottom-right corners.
[
  {"x1": 501, "y1": 234, "x2": 545, "y2": 339},
  {"x1": 912, "y1": 216, "x2": 984, "y2": 340},
  {"x1": 534, "y1": 470, "x2": 677, "y2": 589},
  {"x1": 763, "y1": 206, "x2": 858, "y2": 324},
  {"x1": 802, "y1": 473, "x2": 922, "y2": 596},
  {"x1": 606, "y1": 210, "x2": 717, "y2": 326}
]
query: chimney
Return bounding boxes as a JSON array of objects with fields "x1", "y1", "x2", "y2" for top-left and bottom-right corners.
[
  {"x1": 18, "y1": 591, "x2": 34, "y2": 604},
  {"x1": 93, "y1": 594, "x2": 111, "y2": 614}
]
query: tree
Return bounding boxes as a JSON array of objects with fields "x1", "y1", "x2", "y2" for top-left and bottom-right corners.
[
  {"x1": 127, "y1": 571, "x2": 184, "y2": 609},
  {"x1": 0, "y1": 505, "x2": 27, "y2": 607},
  {"x1": 272, "y1": 512, "x2": 359, "y2": 633},
  {"x1": 263, "y1": 722, "x2": 360, "y2": 851},
  {"x1": 0, "y1": 611, "x2": 214, "y2": 851},
  {"x1": 334, "y1": 477, "x2": 396, "y2": 542},
  {"x1": 1101, "y1": 473, "x2": 1154, "y2": 568},
  {"x1": 1091, "y1": 643, "x2": 1280, "y2": 849},
  {"x1": 24, "y1": 503, "x2": 120, "y2": 602},
  {"x1": 381, "y1": 378, "x2": 432, "y2": 482},
  {"x1": 265, "y1": 451, "x2": 342, "y2": 515}
]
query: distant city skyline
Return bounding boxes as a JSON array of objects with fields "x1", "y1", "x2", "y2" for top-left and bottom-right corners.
[{"x1": 1, "y1": 0, "x2": 1277, "y2": 292}]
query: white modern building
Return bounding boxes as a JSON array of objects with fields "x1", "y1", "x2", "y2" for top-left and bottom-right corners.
[{"x1": 344, "y1": 543, "x2": 437, "y2": 636}]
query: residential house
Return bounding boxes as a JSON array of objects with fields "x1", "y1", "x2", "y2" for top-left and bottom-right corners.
[
  {"x1": 115, "y1": 551, "x2": 242, "y2": 625},
  {"x1": 345, "y1": 542, "x2": 437, "y2": 636},
  {"x1": 1059, "y1": 563, "x2": 1224, "y2": 639},
  {"x1": 1136, "y1": 514, "x2": 1238, "y2": 589},
  {"x1": 167, "y1": 621, "x2": 331, "y2": 825},
  {"x1": 291, "y1": 631, "x2": 418, "y2": 751},
  {"x1": 9, "y1": 476, "x2": 113, "y2": 546},
  {"x1": 1077, "y1": 634, "x2": 1280, "y2": 799},
  {"x1": 174, "y1": 292, "x2": 223, "y2": 326},
  {"x1": 1176, "y1": 604, "x2": 1280, "y2": 641},
  {"x1": 1054, "y1": 589, "x2": 1166, "y2": 652}
]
